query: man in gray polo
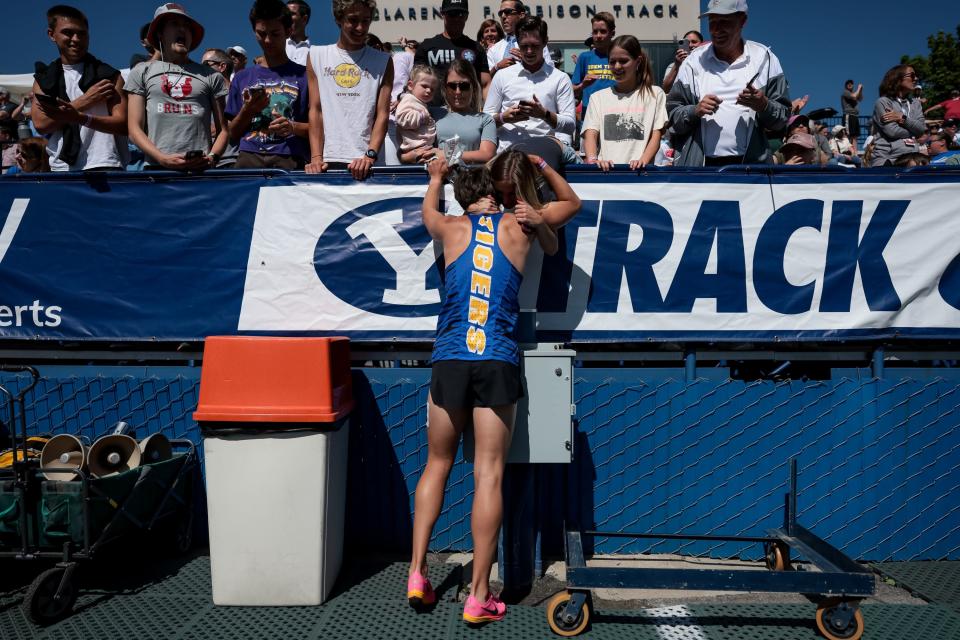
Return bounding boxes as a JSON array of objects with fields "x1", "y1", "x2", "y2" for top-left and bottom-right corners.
[{"x1": 666, "y1": 0, "x2": 791, "y2": 166}]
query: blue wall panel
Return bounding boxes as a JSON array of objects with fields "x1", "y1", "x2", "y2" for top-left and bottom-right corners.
[{"x1": 2, "y1": 365, "x2": 958, "y2": 561}]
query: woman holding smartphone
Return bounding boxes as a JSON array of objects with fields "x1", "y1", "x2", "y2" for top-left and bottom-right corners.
[{"x1": 582, "y1": 35, "x2": 668, "y2": 171}]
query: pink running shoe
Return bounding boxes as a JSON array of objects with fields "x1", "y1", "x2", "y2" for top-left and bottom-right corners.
[
  {"x1": 407, "y1": 571, "x2": 436, "y2": 608},
  {"x1": 462, "y1": 594, "x2": 507, "y2": 623}
]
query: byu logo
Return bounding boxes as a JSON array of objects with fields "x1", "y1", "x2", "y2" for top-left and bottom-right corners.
[
  {"x1": 0, "y1": 199, "x2": 29, "y2": 266},
  {"x1": 314, "y1": 197, "x2": 443, "y2": 317}
]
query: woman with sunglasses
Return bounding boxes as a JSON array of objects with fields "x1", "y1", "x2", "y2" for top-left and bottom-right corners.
[
  {"x1": 870, "y1": 64, "x2": 925, "y2": 167},
  {"x1": 400, "y1": 60, "x2": 497, "y2": 165}
]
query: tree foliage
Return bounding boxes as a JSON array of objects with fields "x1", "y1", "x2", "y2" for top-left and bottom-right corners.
[{"x1": 901, "y1": 24, "x2": 960, "y2": 108}]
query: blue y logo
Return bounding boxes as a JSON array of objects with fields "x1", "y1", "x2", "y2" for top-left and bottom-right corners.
[{"x1": 314, "y1": 197, "x2": 443, "y2": 317}]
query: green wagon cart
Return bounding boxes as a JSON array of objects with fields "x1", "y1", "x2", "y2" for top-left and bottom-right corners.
[{"x1": 0, "y1": 365, "x2": 197, "y2": 624}]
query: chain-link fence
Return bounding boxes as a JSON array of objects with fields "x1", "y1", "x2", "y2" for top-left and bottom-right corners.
[{"x1": 2, "y1": 364, "x2": 958, "y2": 562}]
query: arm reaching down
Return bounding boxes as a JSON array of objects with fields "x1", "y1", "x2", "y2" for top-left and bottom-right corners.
[
  {"x1": 527, "y1": 154, "x2": 581, "y2": 228},
  {"x1": 514, "y1": 199, "x2": 558, "y2": 255}
]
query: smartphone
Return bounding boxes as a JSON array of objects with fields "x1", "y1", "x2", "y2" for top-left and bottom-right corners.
[
  {"x1": 680, "y1": 38, "x2": 691, "y2": 53},
  {"x1": 185, "y1": 150, "x2": 205, "y2": 160},
  {"x1": 245, "y1": 86, "x2": 266, "y2": 101},
  {"x1": 34, "y1": 93, "x2": 61, "y2": 109}
]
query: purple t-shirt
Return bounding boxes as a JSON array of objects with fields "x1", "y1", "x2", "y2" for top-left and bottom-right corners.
[{"x1": 226, "y1": 62, "x2": 309, "y2": 158}]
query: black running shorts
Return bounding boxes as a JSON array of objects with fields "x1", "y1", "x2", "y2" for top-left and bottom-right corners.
[{"x1": 430, "y1": 360, "x2": 524, "y2": 408}]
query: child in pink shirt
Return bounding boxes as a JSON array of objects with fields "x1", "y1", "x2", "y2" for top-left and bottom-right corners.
[{"x1": 395, "y1": 66, "x2": 438, "y2": 158}]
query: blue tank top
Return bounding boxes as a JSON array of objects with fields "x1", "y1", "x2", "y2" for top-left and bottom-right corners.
[{"x1": 432, "y1": 213, "x2": 523, "y2": 365}]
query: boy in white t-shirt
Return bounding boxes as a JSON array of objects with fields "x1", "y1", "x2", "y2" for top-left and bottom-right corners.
[
  {"x1": 31, "y1": 5, "x2": 127, "y2": 172},
  {"x1": 305, "y1": 0, "x2": 393, "y2": 180}
]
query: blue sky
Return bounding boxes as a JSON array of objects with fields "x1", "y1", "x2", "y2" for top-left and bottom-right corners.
[{"x1": 1, "y1": 1, "x2": 957, "y2": 111}]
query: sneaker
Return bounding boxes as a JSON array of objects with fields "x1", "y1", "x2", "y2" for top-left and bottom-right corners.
[
  {"x1": 407, "y1": 571, "x2": 436, "y2": 608},
  {"x1": 462, "y1": 593, "x2": 507, "y2": 623}
]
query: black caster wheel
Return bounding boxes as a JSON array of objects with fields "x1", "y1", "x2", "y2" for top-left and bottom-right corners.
[
  {"x1": 815, "y1": 598, "x2": 864, "y2": 640},
  {"x1": 546, "y1": 591, "x2": 590, "y2": 637},
  {"x1": 23, "y1": 567, "x2": 78, "y2": 624},
  {"x1": 764, "y1": 541, "x2": 791, "y2": 571}
]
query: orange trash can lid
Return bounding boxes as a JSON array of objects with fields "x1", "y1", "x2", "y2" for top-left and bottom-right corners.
[{"x1": 193, "y1": 336, "x2": 354, "y2": 423}]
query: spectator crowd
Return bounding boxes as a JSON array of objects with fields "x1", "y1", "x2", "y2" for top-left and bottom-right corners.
[{"x1": 2, "y1": 0, "x2": 960, "y2": 177}]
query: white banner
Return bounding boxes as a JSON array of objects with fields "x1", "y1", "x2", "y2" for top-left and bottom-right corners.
[{"x1": 238, "y1": 177, "x2": 960, "y2": 340}]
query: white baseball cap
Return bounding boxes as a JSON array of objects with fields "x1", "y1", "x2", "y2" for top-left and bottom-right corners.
[
  {"x1": 227, "y1": 45, "x2": 248, "y2": 57},
  {"x1": 700, "y1": 0, "x2": 748, "y2": 17}
]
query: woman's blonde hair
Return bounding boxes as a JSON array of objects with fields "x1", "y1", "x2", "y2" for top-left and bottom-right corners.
[
  {"x1": 443, "y1": 60, "x2": 482, "y2": 113},
  {"x1": 487, "y1": 150, "x2": 542, "y2": 210}
]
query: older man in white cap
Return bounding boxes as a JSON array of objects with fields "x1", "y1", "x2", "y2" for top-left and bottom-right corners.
[
  {"x1": 124, "y1": 3, "x2": 229, "y2": 170},
  {"x1": 666, "y1": 0, "x2": 791, "y2": 166},
  {"x1": 227, "y1": 45, "x2": 248, "y2": 76}
]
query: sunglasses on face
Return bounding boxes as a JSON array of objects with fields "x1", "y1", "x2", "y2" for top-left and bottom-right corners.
[
  {"x1": 902, "y1": 72, "x2": 918, "y2": 79},
  {"x1": 446, "y1": 81, "x2": 471, "y2": 92},
  {"x1": 497, "y1": 8, "x2": 519, "y2": 17}
]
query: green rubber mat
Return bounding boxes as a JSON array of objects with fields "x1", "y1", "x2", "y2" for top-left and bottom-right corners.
[
  {"x1": 3, "y1": 556, "x2": 960, "y2": 639},
  {"x1": 327, "y1": 559, "x2": 462, "y2": 603},
  {"x1": 0, "y1": 555, "x2": 463, "y2": 640},
  {"x1": 873, "y1": 561, "x2": 960, "y2": 614}
]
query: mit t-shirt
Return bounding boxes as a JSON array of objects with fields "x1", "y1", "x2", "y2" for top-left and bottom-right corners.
[
  {"x1": 582, "y1": 85, "x2": 668, "y2": 164},
  {"x1": 226, "y1": 62, "x2": 309, "y2": 158},
  {"x1": 415, "y1": 34, "x2": 489, "y2": 105},
  {"x1": 124, "y1": 60, "x2": 228, "y2": 157},
  {"x1": 571, "y1": 49, "x2": 614, "y2": 116}
]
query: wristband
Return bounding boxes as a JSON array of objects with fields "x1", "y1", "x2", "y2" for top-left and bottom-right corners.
[
  {"x1": 536, "y1": 159, "x2": 548, "y2": 171},
  {"x1": 587, "y1": 156, "x2": 598, "y2": 162},
  {"x1": 83, "y1": 114, "x2": 93, "y2": 127}
]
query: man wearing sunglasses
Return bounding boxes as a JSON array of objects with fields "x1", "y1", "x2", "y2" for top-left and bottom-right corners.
[
  {"x1": 414, "y1": 0, "x2": 490, "y2": 105},
  {"x1": 486, "y1": 0, "x2": 551, "y2": 76}
]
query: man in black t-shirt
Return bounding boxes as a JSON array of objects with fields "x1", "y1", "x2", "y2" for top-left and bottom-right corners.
[{"x1": 414, "y1": 0, "x2": 490, "y2": 105}]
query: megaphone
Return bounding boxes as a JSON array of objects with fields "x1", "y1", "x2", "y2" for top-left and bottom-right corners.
[
  {"x1": 139, "y1": 433, "x2": 172, "y2": 464},
  {"x1": 40, "y1": 434, "x2": 87, "y2": 481},
  {"x1": 88, "y1": 433, "x2": 141, "y2": 477}
]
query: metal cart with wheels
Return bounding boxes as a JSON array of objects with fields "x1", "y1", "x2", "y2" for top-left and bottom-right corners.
[
  {"x1": 0, "y1": 364, "x2": 198, "y2": 624},
  {"x1": 548, "y1": 460, "x2": 876, "y2": 640}
]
